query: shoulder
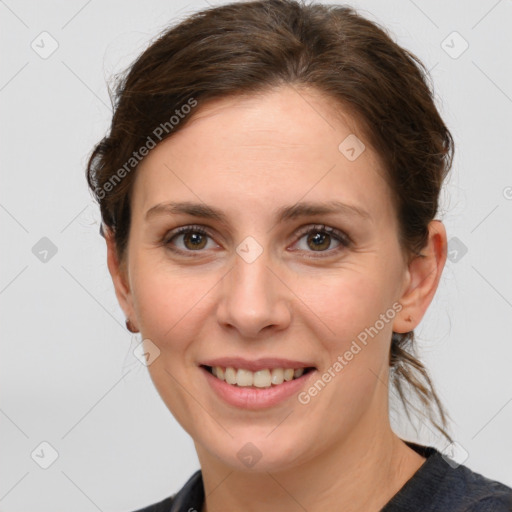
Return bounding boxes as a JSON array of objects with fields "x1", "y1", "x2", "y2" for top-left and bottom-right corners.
[
  {"x1": 130, "y1": 494, "x2": 176, "y2": 512},
  {"x1": 451, "y1": 462, "x2": 512, "y2": 512},
  {"x1": 128, "y1": 470, "x2": 203, "y2": 512},
  {"x1": 465, "y1": 494, "x2": 512, "y2": 512},
  {"x1": 383, "y1": 443, "x2": 512, "y2": 512}
]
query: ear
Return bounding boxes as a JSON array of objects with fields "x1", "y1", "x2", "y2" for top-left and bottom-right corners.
[
  {"x1": 104, "y1": 226, "x2": 138, "y2": 331},
  {"x1": 393, "y1": 220, "x2": 447, "y2": 333}
]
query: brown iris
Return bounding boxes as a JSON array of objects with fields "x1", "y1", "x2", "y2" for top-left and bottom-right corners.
[
  {"x1": 183, "y1": 232, "x2": 207, "y2": 250},
  {"x1": 307, "y1": 231, "x2": 331, "y2": 251}
]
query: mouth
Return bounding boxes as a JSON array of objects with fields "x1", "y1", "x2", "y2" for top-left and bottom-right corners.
[{"x1": 200, "y1": 364, "x2": 316, "y2": 388}]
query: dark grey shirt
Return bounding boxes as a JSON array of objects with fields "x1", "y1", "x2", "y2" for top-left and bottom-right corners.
[{"x1": 132, "y1": 442, "x2": 512, "y2": 511}]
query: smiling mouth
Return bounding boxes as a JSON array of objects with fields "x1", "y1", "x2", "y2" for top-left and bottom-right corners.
[{"x1": 201, "y1": 365, "x2": 316, "y2": 388}]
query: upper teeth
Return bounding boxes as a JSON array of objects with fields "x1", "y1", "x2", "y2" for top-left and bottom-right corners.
[{"x1": 211, "y1": 366, "x2": 306, "y2": 388}]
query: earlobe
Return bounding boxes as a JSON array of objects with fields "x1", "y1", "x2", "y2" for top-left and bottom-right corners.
[
  {"x1": 393, "y1": 220, "x2": 447, "y2": 334},
  {"x1": 104, "y1": 226, "x2": 138, "y2": 330}
]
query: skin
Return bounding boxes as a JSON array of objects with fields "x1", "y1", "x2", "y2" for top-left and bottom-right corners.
[{"x1": 106, "y1": 85, "x2": 447, "y2": 512}]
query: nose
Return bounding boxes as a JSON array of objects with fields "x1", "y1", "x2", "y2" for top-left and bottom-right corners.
[{"x1": 216, "y1": 244, "x2": 292, "y2": 338}]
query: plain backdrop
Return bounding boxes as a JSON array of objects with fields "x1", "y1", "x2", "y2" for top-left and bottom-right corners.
[{"x1": 1, "y1": 0, "x2": 511, "y2": 511}]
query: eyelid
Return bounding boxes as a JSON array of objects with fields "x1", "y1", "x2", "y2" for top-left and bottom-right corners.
[
  {"x1": 162, "y1": 223, "x2": 352, "y2": 255},
  {"x1": 162, "y1": 224, "x2": 218, "y2": 249},
  {"x1": 293, "y1": 223, "x2": 352, "y2": 246}
]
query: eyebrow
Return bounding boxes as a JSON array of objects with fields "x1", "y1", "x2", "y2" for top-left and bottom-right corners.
[{"x1": 145, "y1": 200, "x2": 371, "y2": 223}]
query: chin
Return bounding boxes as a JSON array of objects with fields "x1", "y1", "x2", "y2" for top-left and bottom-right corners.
[{"x1": 197, "y1": 429, "x2": 315, "y2": 474}]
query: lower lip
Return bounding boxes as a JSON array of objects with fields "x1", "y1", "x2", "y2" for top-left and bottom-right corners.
[{"x1": 200, "y1": 366, "x2": 317, "y2": 410}]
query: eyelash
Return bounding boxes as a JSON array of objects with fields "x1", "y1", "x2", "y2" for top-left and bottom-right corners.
[{"x1": 162, "y1": 224, "x2": 351, "y2": 258}]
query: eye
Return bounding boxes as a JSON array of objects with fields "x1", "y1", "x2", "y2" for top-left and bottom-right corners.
[
  {"x1": 291, "y1": 224, "x2": 351, "y2": 256},
  {"x1": 162, "y1": 223, "x2": 351, "y2": 257},
  {"x1": 163, "y1": 225, "x2": 218, "y2": 253}
]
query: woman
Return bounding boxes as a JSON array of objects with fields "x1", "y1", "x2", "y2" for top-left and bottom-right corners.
[{"x1": 87, "y1": 1, "x2": 512, "y2": 510}]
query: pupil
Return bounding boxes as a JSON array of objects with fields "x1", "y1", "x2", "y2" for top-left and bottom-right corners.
[
  {"x1": 309, "y1": 232, "x2": 329, "y2": 250},
  {"x1": 185, "y1": 233, "x2": 206, "y2": 249}
]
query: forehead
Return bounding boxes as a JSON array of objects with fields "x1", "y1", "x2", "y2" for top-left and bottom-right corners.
[
  {"x1": 132, "y1": 86, "x2": 393, "y2": 224},
  {"x1": 178, "y1": 86, "x2": 367, "y2": 158}
]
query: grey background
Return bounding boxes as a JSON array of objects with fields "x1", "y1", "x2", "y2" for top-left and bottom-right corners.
[{"x1": 0, "y1": 0, "x2": 511, "y2": 510}]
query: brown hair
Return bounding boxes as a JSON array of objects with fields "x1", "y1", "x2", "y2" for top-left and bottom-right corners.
[{"x1": 86, "y1": 0, "x2": 454, "y2": 442}]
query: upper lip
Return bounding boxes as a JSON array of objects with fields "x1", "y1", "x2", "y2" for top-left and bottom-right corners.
[{"x1": 199, "y1": 357, "x2": 316, "y2": 372}]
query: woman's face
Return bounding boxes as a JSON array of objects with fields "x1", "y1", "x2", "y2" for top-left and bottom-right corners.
[{"x1": 115, "y1": 86, "x2": 414, "y2": 472}]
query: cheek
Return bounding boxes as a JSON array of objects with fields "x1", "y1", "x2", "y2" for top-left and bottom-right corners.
[
  {"x1": 298, "y1": 268, "x2": 397, "y2": 410},
  {"x1": 297, "y1": 273, "x2": 395, "y2": 428},
  {"x1": 300, "y1": 268, "x2": 397, "y2": 346},
  {"x1": 130, "y1": 256, "x2": 218, "y2": 351},
  {"x1": 128, "y1": 258, "x2": 218, "y2": 433}
]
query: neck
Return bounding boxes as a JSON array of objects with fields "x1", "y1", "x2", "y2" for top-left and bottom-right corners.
[{"x1": 196, "y1": 407, "x2": 426, "y2": 512}]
